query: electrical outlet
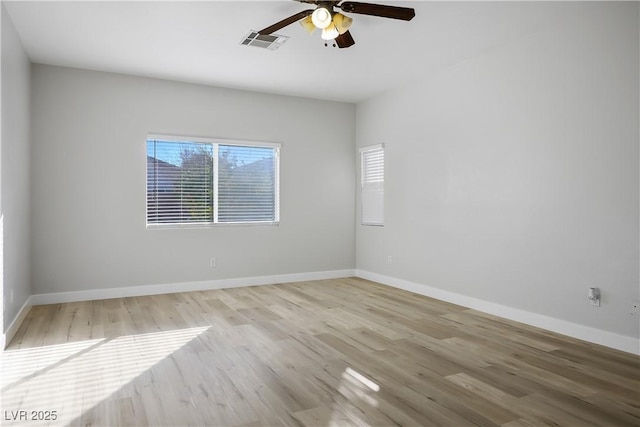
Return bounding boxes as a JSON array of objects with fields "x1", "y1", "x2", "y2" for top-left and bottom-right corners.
[
  {"x1": 631, "y1": 299, "x2": 640, "y2": 315},
  {"x1": 386, "y1": 255, "x2": 392, "y2": 264},
  {"x1": 588, "y1": 287, "x2": 600, "y2": 307},
  {"x1": 209, "y1": 257, "x2": 216, "y2": 268}
]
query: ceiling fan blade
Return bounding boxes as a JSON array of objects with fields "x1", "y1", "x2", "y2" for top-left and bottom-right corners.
[
  {"x1": 258, "y1": 9, "x2": 314, "y2": 35},
  {"x1": 335, "y1": 30, "x2": 355, "y2": 48},
  {"x1": 339, "y1": 2, "x2": 415, "y2": 21}
]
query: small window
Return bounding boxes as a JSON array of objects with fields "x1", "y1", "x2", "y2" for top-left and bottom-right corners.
[
  {"x1": 147, "y1": 135, "x2": 280, "y2": 227},
  {"x1": 360, "y1": 144, "x2": 384, "y2": 226}
]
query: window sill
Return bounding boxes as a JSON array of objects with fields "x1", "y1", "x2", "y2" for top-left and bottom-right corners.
[{"x1": 146, "y1": 221, "x2": 280, "y2": 230}]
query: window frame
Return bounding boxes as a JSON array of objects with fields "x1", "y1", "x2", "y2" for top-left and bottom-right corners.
[
  {"x1": 146, "y1": 134, "x2": 280, "y2": 229},
  {"x1": 360, "y1": 144, "x2": 385, "y2": 227}
]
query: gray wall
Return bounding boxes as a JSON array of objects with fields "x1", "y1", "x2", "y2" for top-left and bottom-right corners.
[
  {"x1": 1, "y1": 3, "x2": 31, "y2": 333},
  {"x1": 356, "y1": 2, "x2": 639, "y2": 338},
  {"x1": 31, "y1": 65, "x2": 355, "y2": 294}
]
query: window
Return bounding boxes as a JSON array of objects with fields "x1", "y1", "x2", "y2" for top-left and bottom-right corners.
[
  {"x1": 360, "y1": 144, "x2": 384, "y2": 226},
  {"x1": 146, "y1": 135, "x2": 280, "y2": 226}
]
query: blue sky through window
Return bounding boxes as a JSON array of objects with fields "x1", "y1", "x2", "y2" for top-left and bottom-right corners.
[
  {"x1": 147, "y1": 140, "x2": 207, "y2": 167},
  {"x1": 146, "y1": 139, "x2": 273, "y2": 168}
]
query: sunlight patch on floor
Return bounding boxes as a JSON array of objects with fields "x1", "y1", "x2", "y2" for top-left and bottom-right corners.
[
  {"x1": 1, "y1": 326, "x2": 209, "y2": 425},
  {"x1": 338, "y1": 367, "x2": 380, "y2": 409},
  {"x1": 344, "y1": 367, "x2": 380, "y2": 392},
  {"x1": 324, "y1": 367, "x2": 381, "y2": 426}
]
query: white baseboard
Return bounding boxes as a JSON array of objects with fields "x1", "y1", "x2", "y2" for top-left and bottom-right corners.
[
  {"x1": 2, "y1": 297, "x2": 34, "y2": 349},
  {"x1": 28, "y1": 269, "x2": 357, "y2": 306},
  {"x1": 7, "y1": 268, "x2": 637, "y2": 356},
  {"x1": 355, "y1": 269, "x2": 639, "y2": 355}
]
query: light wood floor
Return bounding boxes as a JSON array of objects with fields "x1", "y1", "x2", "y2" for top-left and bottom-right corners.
[{"x1": 3, "y1": 278, "x2": 639, "y2": 426}]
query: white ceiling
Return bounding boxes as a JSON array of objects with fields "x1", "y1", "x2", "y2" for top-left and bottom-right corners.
[{"x1": 5, "y1": 0, "x2": 578, "y2": 103}]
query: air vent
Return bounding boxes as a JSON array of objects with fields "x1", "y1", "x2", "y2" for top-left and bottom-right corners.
[{"x1": 241, "y1": 31, "x2": 289, "y2": 50}]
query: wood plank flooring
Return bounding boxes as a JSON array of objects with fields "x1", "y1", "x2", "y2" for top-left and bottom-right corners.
[{"x1": 2, "y1": 277, "x2": 639, "y2": 426}]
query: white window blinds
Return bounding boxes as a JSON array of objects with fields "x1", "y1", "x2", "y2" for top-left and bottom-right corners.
[
  {"x1": 146, "y1": 136, "x2": 279, "y2": 226},
  {"x1": 218, "y1": 145, "x2": 278, "y2": 223},
  {"x1": 360, "y1": 144, "x2": 384, "y2": 226},
  {"x1": 147, "y1": 140, "x2": 214, "y2": 224}
]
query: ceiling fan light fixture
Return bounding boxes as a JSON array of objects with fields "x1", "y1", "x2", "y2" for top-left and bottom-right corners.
[
  {"x1": 256, "y1": 1, "x2": 415, "y2": 50},
  {"x1": 299, "y1": 15, "x2": 316, "y2": 34},
  {"x1": 321, "y1": 23, "x2": 339, "y2": 40},
  {"x1": 332, "y1": 13, "x2": 352, "y2": 35},
  {"x1": 311, "y1": 7, "x2": 332, "y2": 29}
]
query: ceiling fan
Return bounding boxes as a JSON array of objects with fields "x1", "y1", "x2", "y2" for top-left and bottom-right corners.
[{"x1": 257, "y1": 0, "x2": 416, "y2": 48}]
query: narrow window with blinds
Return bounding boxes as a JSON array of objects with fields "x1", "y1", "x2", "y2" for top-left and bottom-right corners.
[
  {"x1": 360, "y1": 144, "x2": 384, "y2": 226},
  {"x1": 146, "y1": 135, "x2": 280, "y2": 227}
]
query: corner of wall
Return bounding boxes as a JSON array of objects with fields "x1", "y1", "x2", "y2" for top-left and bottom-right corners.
[{"x1": 1, "y1": 1, "x2": 34, "y2": 348}]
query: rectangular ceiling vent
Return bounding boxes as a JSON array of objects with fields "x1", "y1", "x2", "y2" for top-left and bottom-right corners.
[{"x1": 241, "y1": 31, "x2": 289, "y2": 50}]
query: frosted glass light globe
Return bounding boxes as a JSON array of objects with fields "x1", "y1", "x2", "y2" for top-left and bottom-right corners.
[{"x1": 311, "y1": 7, "x2": 332, "y2": 29}]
